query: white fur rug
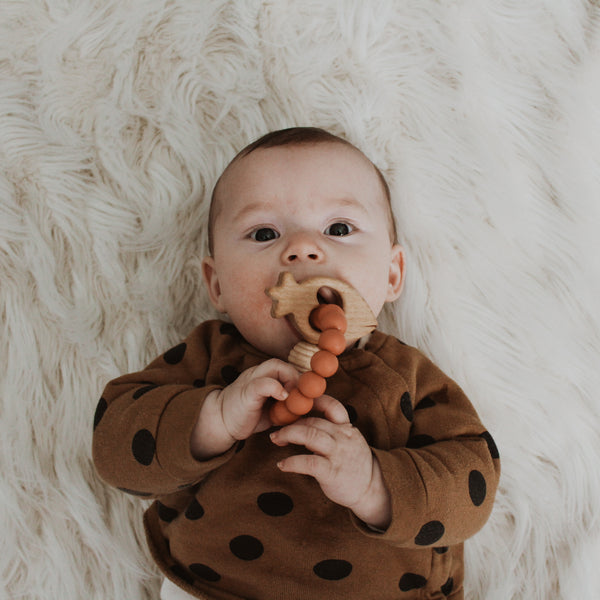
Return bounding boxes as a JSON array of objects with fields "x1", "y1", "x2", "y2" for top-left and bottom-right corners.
[{"x1": 2, "y1": 1, "x2": 599, "y2": 599}]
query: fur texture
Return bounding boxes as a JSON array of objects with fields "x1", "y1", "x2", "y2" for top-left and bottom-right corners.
[{"x1": 1, "y1": 1, "x2": 599, "y2": 598}]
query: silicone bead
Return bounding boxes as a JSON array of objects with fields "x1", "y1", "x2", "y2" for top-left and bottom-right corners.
[
  {"x1": 271, "y1": 400, "x2": 299, "y2": 426},
  {"x1": 318, "y1": 329, "x2": 346, "y2": 355},
  {"x1": 297, "y1": 371, "x2": 327, "y2": 399},
  {"x1": 310, "y1": 350, "x2": 339, "y2": 378},
  {"x1": 310, "y1": 304, "x2": 347, "y2": 333},
  {"x1": 285, "y1": 389, "x2": 314, "y2": 416}
]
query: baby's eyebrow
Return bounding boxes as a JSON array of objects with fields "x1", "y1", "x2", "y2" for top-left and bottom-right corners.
[
  {"x1": 230, "y1": 201, "x2": 276, "y2": 223},
  {"x1": 331, "y1": 197, "x2": 369, "y2": 213},
  {"x1": 230, "y1": 196, "x2": 369, "y2": 224},
  {"x1": 321, "y1": 196, "x2": 371, "y2": 221}
]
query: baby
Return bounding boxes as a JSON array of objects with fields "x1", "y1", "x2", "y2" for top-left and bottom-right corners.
[{"x1": 93, "y1": 127, "x2": 500, "y2": 600}]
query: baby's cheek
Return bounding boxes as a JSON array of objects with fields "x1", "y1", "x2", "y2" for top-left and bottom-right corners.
[
  {"x1": 227, "y1": 298, "x2": 274, "y2": 340},
  {"x1": 221, "y1": 273, "x2": 268, "y2": 313},
  {"x1": 350, "y1": 267, "x2": 390, "y2": 316}
]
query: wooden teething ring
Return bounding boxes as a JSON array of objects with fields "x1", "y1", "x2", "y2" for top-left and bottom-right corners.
[{"x1": 266, "y1": 272, "x2": 377, "y2": 425}]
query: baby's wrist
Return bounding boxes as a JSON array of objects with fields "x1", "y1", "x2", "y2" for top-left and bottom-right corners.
[
  {"x1": 190, "y1": 389, "x2": 236, "y2": 460},
  {"x1": 349, "y1": 456, "x2": 392, "y2": 530}
]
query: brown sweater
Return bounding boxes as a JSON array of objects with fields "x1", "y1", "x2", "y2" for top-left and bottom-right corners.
[{"x1": 93, "y1": 320, "x2": 500, "y2": 600}]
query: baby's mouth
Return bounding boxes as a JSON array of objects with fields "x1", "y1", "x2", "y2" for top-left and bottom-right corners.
[
  {"x1": 282, "y1": 285, "x2": 344, "y2": 342},
  {"x1": 266, "y1": 272, "x2": 355, "y2": 347},
  {"x1": 316, "y1": 285, "x2": 344, "y2": 309}
]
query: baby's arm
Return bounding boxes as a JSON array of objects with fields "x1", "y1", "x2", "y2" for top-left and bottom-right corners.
[
  {"x1": 93, "y1": 321, "x2": 297, "y2": 497},
  {"x1": 190, "y1": 359, "x2": 299, "y2": 459},
  {"x1": 271, "y1": 343, "x2": 501, "y2": 546},
  {"x1": 365, "y1": 347, "x2": 501, "y2": 548}
]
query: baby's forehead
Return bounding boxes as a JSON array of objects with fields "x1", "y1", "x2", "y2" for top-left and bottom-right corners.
[{"x1": 216, "y1": 142, "x2": 379, "y2": 199}]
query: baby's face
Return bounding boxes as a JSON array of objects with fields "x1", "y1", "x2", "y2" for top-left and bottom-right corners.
[{"x1": 203, "y1": 143, "x2": 404, "y2": 359}]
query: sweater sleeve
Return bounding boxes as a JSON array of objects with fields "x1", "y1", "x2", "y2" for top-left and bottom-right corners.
[
  {"x1": 92, "y1": 321, "x2": 238, "y2": 498},
  {"x1": 352, "y1": 340, "x2": 501, "y2": 549}
]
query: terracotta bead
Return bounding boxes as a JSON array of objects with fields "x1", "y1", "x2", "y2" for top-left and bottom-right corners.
[
  {"x1": 318, "y1": 329, "x2": 346, "y2": 355},
  {"x1": 310, "y1": 350, "x2": 339, "y2": 378},
  {"x1": 270, "y1": 400, "x2": 299, "y2": 426},
  {"x1": 285, "y1": 389, "x2": 314, "y2": 416},
  {"x1": 297, "y1": 371, "x2": 327, "y2": 399},
  {"x1": 310, "y1": 304, "x2": 347, "y2": 333}
]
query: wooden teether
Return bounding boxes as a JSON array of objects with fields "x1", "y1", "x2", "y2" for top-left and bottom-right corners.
[
  {"x1": 267, "y1": 272, "x2": 377, "y2": 346},
  {"x1": 266, "y1": 272, "x2": 377, "y2": 426}
]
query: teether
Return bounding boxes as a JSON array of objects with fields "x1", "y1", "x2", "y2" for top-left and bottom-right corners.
[{"x1": 265, "y1": 272, "x2": 377, "y2": 426}]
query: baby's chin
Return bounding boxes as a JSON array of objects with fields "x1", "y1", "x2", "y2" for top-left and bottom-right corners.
[
  {"x1": 249, "y1": 340, "x2": 295, "y2": 361},
  {"x1": 241, "y1": 324, "x2": 300, "y2": 361}
]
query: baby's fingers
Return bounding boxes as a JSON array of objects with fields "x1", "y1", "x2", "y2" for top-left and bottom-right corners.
[
  {"x1": 246, "y1": 376, "x2": 290, "y2": 403},
  {"x1": 252, "y1": 358, "x2": 300, "y2": 390},
  {"x1": 235, "y1": 359, "x2": 299, "y2": 408},
  {"x1": 311, "y1": 395, "x2": 351, "y2": 425},
  {"x1": 277, "y1": 453, "x2": 330, "y2": 480},
  {"x1": 271, "y1": 419, "x2": 348, "y2": 455}
]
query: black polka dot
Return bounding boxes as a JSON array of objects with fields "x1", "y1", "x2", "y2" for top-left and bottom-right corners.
[
  {"x1": 185, "y1": 499, "x2": 205, "y2": 520},
  {"x1": 344, "y1": 404, "x2": 358, "y2": 424},
  {"x1": 164, "y1": 343, "x2": 187, "y2": 365},
  {"x1": 170, "y1": 564, "x2": 195, "y2": 586},
  {"x1": 400, "y1": 392, "x2": 413, "y2": 422},
  {"x1": 415, "y1": 396, "x2": 436, "y2": 410},
  {"x1": 193, "y1": 379, "x2": 205, "y2": 388},
  {"x1": 414, "y1": 521, "x2": 445, "y2": 546},
  {"x1": 257, "y1": 492, "x2": 294, "y2": 516},
  {"x1": 157, "y1": 501, "x2": 178, "y2": 522},
  {"x1": 93, "y1": 397, "x2": 108, "y2": 430},
  {"x1": 441, "y1": 577, "x2": 454, "y2": 596},
  {"x1": 399, "y1": 572, "x2": 427, "y2": 591},
  {"x1": 220, "y1": 322, "x2": 240, "y2": 336},
  {"x1": 469, "y1": 470, "x2": 487, "y2": 506},
  {"x1": 434, "y1": 546, "x2": 449, "y2": 554},
  {"x1": 480, "y1": 431, "x2": 500, "y2": 459},
  {"x1": 189, "y1": 563, "x2": 221, "y2": 582},
  {"x1": 131, "y1": 429, "x2": 156, "y2": 466},
  {"x1": 313, "y1": 559, "x2": 353, "y2": 580},
  {"x1": 406, "y1": 434, "x2": 435, "y2": 449},
  {"x1": 229, "y1": 535, "x2": 264, "y2": 560},
  {"x1": 221, "y1": 365, "x2": 240, "y2": 384},
  {"x1": 132, "y1": 384, "x2": 158, "y2": 399},
  {"x1": 117, "y1": 487, "x2": 152, "y2": 497}
]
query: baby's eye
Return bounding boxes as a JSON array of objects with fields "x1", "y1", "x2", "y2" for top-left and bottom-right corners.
[
  {"x1": 324, "y1": 222, "x2": 353, "y2": 236},
  {"x1": 250, "y1": 227, "x2": 279, "y2": 242}
]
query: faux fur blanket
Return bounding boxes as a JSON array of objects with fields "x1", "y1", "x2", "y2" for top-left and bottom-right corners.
[{"x1": 2, "y1": 1, "x2": 599, "y2": 599}]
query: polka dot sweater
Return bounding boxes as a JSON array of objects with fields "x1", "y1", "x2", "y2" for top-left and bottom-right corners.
[{"x1": 93, "y1": 320, "x2": 500, "y2": 600}]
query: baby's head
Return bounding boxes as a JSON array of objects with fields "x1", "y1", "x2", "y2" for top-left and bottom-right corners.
[
  {"x1": 203, "y1": 127, "x2": 405, "y2": 359},
  {"x1": 207, "y1": 128, "x2": 398, "y2": 254}
]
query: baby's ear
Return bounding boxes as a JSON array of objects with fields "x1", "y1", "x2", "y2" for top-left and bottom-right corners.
[
  {"x1": 386, "y1": 244, "x2": 405, "y2": 302},
  {"x1": 202, "y1": 257, "x2": 226, "y2": 312}
]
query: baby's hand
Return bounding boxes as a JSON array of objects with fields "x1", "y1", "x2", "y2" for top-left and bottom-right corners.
[
  {"x1": 191, "y1": 359, "x2": 299, "y2": 459},
  {"x1": 270, "y1": 395, "x2": 392, "y2": 530}
]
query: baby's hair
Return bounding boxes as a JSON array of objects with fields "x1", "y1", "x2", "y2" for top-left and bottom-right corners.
[{"x1": 208, "y1": 127, "x2": 397, "y2": 255}]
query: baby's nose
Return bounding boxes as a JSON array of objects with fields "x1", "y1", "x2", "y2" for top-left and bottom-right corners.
[{"x1": 281, "y1": 233, "x2": 324, "y2": 264}]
